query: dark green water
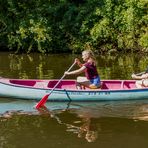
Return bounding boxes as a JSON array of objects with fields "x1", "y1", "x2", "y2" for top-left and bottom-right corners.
[{"x1": 0, "y1": 52, "x2": 148, "y2": 148}]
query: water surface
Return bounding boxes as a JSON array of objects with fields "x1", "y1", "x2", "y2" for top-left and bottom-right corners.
[{"x1": 0, "y1": 52, "x2": 148, "y2": 148}]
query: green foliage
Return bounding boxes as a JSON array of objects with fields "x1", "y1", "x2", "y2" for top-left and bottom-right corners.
[
  {"x1": 8, "y1": 19, "x2": 52, "y2": 53},
  {"x1": 0, "y1": 0, "x2": 147, "y2": 53}
]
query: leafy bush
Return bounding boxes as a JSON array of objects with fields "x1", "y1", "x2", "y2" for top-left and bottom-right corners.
[{"x1": 0, "y1": 0, "x2": 147, "y2": 53}]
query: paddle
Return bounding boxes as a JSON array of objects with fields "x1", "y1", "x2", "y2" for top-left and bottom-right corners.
[
  {"x1": 135, "y1": 71, "x2": 146, "y2": 76},
  {"x1": 135, "y1": 66, "x2": 148, "y2": 76},
  {"x1": 35, "y1": 61, "x2": 76, "y2": 109}
]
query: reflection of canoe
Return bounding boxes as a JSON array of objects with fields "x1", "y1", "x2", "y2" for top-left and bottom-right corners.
[{"x1": 0, "y1": 78, "x2": 148, "y2": 101}]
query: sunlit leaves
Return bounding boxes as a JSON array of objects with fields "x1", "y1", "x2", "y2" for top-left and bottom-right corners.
[
  {"x1": 90, "y1": 18, "x2": 110, "y2": 41},
  {"x1": 139, "y1": 30, "x2": 148, "y2": 49},
  {"x1": 0, "y1": 0, "x2": 148, "y2": 53},
  {"x1": 8, "y1": 18, "x2": 52, "y2": 53}
]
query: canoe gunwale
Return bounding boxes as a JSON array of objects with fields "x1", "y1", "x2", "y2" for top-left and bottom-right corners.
[{"x1": 1, "y1": 81, "x2": 148, "y2": 93}]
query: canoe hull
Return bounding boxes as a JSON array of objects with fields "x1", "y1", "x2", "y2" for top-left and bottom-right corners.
[
  {"x1": 47, "y1": 89, "x2": 148, "y2": 101},
  {"x1": 0, "y1": 79, "x2": 148, "y2": 101}
]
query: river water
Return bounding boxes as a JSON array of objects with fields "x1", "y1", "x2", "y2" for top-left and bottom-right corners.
[{"x1": 0, "y1": 52, "x2": 148, "y2": 148}]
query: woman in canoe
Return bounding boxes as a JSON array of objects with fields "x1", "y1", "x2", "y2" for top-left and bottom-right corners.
[
  {"x1": 132, "y1": 68, "x2": 148, "y2": 88},
  {"x1": 64, "y1": 50, "x2": 101, "y2": 89}
]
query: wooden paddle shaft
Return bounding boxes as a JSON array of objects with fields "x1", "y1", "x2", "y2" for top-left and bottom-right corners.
[{"x1": 135, "y1": 71, "x2": 146, "y2": 76}]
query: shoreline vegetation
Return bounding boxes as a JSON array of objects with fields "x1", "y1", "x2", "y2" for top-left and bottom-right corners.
[{"x1": 0, "y1": 0, "x2": 147, "y2": 54}]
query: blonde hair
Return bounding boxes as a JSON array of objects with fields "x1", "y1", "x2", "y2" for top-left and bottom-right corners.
[{"x1": 82, "y1": 50, "x2": 96, "y2": 62}]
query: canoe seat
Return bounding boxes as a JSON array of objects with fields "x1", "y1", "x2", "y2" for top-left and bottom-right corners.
[
  {"x1": 48, "y1": 80, "x2": 76, "y2": 89},
  {"x1": 34, "y1": 82, "x2": 48, "y2": 88},
  {"x1": 121, "y1": 81, "x2": 124, "y2": 89},
  {"x1": 79, "y1": 83, "x2": 103, "y2": 90}
]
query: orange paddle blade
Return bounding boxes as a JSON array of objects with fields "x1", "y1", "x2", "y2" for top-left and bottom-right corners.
[{"x1": 35, "y1": 94, "x2": 49, "y2": 109}]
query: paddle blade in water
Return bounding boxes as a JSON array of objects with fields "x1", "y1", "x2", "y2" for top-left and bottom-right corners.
[{"x1": 35, "y1": 94, "x2": 49, "y2": 109}]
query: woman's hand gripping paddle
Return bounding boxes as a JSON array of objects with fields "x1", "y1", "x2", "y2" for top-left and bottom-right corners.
[{"x1": 35, "y1": 61, "x2": 76, "y2": 109}]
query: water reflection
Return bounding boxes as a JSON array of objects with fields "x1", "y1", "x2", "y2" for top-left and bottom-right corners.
[
  {"x1": 0, "y1": 52, "x2": 148, "y2": 80},
  {"x1": 75, "y1": 116, "x2": 98, "y2": 142},
  {"x1": 37, "y1": 105, "x2": 98, "y2": 143},
  {"x1": 5, "y1": 53, "x2": 75, "y2": 79},
  {"x1": 0, "y1": 98, "x2": 148, "y2": 144},
  {"x1": 35, "y1": 100, "x2": 148, "y2": 142},
  {"x1": 0, "y1": 99, "x2": 148, "y2": 120},
  {"x1": 0, "y1": 52, "x2": 148, "y2": 145}
]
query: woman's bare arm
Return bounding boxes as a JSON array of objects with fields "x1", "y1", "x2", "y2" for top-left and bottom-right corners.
[{"x1": 65, "y1": 66, "x2": 86, "y2": 75}]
